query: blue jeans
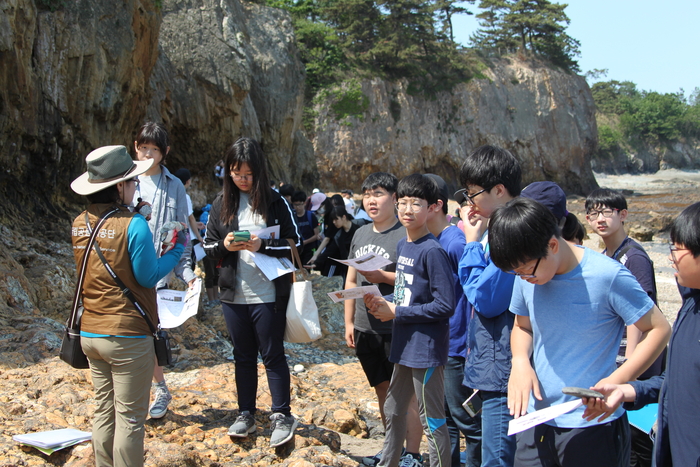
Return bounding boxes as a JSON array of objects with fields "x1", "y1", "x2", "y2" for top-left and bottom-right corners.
[
  {"x1": 480, "y1": 391, "x2": 515, "y2": 467},
  {"x1": 444, "y1": 356, "x2": 482, "y2": 467}
]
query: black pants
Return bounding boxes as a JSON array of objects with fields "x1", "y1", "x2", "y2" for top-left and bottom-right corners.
[
  {"x1": 222, "y1": 302, "x2": 291, "y2": 416},
  {"x1": 515, "y1": 413, "x2": 630, "y2": 467}
]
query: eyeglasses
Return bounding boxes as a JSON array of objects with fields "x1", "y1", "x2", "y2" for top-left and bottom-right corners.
[
  {"x1": 586, "y1": 208, "x2": 618, "y2": 220},
  {"x1": 128, "y1": 178, "x2": 140, "y2": 186},
  {"x1": 395, "y1": 200, "x2": 427, "y2": 213},
  {"x1": 507, "y1": 257, "x2": 542, "y2": 279},
  {"x1": 232, "y1": 173, "x2": 253, "y2": 181},
  {"x1": 466, "y1": 188, "x2": 487, "y2": 205},
  {"x1": 669, "y1": 244, "x2": 691, "y2": 263}
]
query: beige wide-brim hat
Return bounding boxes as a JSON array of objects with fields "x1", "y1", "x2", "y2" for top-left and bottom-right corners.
[{"x1": 71, "y1": 145, "x2": 154, "y2": 196}]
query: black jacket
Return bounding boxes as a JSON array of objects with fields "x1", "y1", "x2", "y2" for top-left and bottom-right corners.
[{"x1": 203, "y1": 189, "x2": 301, "y2": 309}]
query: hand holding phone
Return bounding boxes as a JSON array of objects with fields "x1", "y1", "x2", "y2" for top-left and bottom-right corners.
[
  {"x1": 562, "y1": 387, "x2": 604, "y2": 399},
  {"x1": 233, "y1": 230, "x2": 251, "y2": 242}
]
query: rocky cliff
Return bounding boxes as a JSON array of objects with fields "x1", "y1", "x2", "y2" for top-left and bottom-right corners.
[
  {"x1": 313, "y1": 58, "x2": 599, "y2": 195},
  {"x1": 0, "y1": 0, "x2": 313, "y2": 227}
]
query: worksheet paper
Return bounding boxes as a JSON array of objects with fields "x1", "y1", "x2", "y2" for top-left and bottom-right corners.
[
  {"x1": 157, "y1": 278, "x2": 202, "y2": 328},
  {"x1": 507, "y1": 399, "x2": 583, "y2": 436},
  {"x1": 327, "y1": 285, "x2": 382, "y2": 303},
  {"x1": 330, "y1": 253, "x2": 392, "y2": 271}
]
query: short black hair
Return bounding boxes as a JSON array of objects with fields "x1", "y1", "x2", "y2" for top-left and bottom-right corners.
[
  {"x1": 670, "y1": 202, "x2": 700, "y2": 257},
  {"x1": 173, "y1": 168, "x2": 191, "y2": 185},
  {"x1": 291, "y1": 190, "x2": 307, "y2": 203},
  {"x1": 279, "y1": 184, "x2": 295, "y2": 198},
  {"x1": 330, "y1": 205, "x2": 353, "y2": 221},
  {"x1": 459, "y1": 145, "x2": 522, "y2": 197},
  {"x1": 86, "y1": 185, "x2": 120, "y2": 204},
  {"x1": 489, "y1": 197, "x2": 561, "y2": 272},
  {"x1": 585, "y1": 188, "x2": 628, "y2": 212},
  {"x1": 397, "y1": 174, "x2": 439, "y2": 205},
  {"x1": 562, "y1": 212, "x2": 585, "y2": 244},
  {"x1": 362, "y1": 172, "x2": 398, "y2": 194},
  {"x1": 135, "y1": 122, "x2": 169, "y2": 163}
]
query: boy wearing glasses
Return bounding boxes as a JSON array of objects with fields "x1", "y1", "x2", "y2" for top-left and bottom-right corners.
[
  {"x1": 344, "y1": 173, "x2": 423, "y2": 467},
  {"x1": 585, "y1": 187, "x2": 663, "y2": 466},
  {"x1": 456, "y1": 144, "x2": 521, "y2": 467},
  {"x1": 488, "y1": 197, "x2": 670, "y2": 467},
  {"x1": 583, "y1": 202, "x2": 700, "y2": 467},
  {"x1": 365, "y1": 174, "x2": 455, "y2": 467}
]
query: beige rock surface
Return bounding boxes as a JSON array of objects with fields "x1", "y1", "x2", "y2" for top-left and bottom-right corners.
[{"x1": 314, "y1": 58, "x2": 598, "y2": 195}]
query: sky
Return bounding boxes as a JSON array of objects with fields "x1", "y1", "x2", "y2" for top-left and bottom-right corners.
[{"x1": 451, "y1": 0, "x2": 700, "y2": 97}]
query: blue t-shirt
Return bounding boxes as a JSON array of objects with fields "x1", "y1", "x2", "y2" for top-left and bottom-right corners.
[
  {"x1": 295, "y1": 210, "x2": 319, "y2": 246},
  {"x1": 509, "y1": 247, "x2": 654, "y2": 428},
  {"x1": 436, "y1": 225, "x2": 470, "y2": 358},
  {"x1": 391, "y1": 234, "x2": 455, "y2": 368}
]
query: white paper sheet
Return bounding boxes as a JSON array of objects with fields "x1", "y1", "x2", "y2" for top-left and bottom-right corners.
[
  {"x1": 249, "y1": 252, "x2": 295, "y2": 281},
  {"x1": 331, "y1": 253, "x2": 393, "y2": 271},
  {"x1": 253, "y1": 225, "x2": 280, "y2": 240},
  {"x1": 157, "y1": 278, "x2": 202, "y2": 329},
  {"x1": 327, "y1": 285, "x2": 382, "y2": 303},
  {"x1": 507, "y1": 399, "x2": 583, "y2": 436},
  {"x1": 193, "y1": 243, "x2": 206, "y2": 261},
  {"x1": 13, "y1": 428, "x2": 91, "y2": 449}
]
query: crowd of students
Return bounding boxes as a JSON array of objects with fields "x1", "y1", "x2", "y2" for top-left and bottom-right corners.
[{"x1": 70, "y1": 131, "x2": 699, "y2": 467}]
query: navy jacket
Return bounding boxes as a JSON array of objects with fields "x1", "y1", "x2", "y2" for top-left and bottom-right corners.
[{"x1": 626, "y1": 286, "x2": 700, "y2": 467}]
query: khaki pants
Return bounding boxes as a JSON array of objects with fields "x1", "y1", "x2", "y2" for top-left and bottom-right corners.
[{"x1": 82, "y1": 336, "x2": 155, "y2": 467}]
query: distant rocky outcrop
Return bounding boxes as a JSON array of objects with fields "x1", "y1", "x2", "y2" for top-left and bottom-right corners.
[
  {"x1": 313, "y1": 58, "x2": 599, "y2": 195},
  {"x1": 591, "y1": 137, "x2": 700, "y2": 174},
  {"x1": 0, "y1": 0, "x2": 313, "y2": 226}
]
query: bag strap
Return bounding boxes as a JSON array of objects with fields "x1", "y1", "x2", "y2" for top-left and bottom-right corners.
[
  {"x1": 84, "y1": 212, "x2": 159, "y2": 337},
  {"x1": 286, "y1": 239, "x2": 308, "y2": 283},
  {"x1": 69, "y1": 207, "x2": 120, "y2": 328}
]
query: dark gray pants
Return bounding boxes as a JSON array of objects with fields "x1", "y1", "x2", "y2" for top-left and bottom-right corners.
[{"x1": 378, "y1": 364, "x2": 451, "y2": 467}]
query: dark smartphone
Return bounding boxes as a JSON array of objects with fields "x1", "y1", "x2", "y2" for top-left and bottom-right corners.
[
  {"x1": 462, "y1": 389, "x2": 482, "y2": 418},
  {"x1": 232, "y1": 230, "x2": 251, "y2": 242},
  {"x1": 562, "y1": 387, "x2": 604, "y2": 399}
]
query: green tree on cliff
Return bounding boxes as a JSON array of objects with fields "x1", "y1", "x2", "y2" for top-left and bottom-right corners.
[{"x1": 470, "y1": 0, "x2": 580, "y2": 72}]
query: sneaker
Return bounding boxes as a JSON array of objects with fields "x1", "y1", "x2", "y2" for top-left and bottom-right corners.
[
  {"x1": 361, "y1": 449, "x2": 383, "y2": 466},
  {"x1": 362, "y1": 447, "x2": 407, "y2": 466},
  {"x1": 148, "y1": 385, "x2": 172, "y2": 419},
  {"x1": 269, "y1": 413, "x2": 298, "y2": 447},
  {"x1": 399, "y1": 453, "x2": 423, "y2": 467},
  {"x1": 228, "y1": 411, "x2": 256, "y2": 437}
]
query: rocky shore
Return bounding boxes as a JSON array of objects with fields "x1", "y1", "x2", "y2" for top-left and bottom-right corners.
[{"x1": 1, "y1": 171, "x2": 699, "y2": 466}]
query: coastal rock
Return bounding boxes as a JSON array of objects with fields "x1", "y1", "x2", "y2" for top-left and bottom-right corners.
[
  {"x1": 0, "y1": 0, "x2": 312, "y2": 224},
  {"x1": 313, "y1": 58, "x2": 598, "y2": 195}
]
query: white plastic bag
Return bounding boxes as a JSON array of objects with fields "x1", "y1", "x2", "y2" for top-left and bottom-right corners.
[
  {"x1": 284, "y1": 279, "x2": 322, "y2": 343},
  {"x1": 283, "y1": 239, "x2": 322, "y2": 343}
]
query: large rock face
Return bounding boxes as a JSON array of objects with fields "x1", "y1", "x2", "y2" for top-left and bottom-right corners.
[
  {"x1": 146, "y1": 0, "x2": 314, "y2": 197},
  {"x1": 314, "y1": 58, "x2": 599, "y2": 195},
  {"x1": 0, "y1": 0, "x2": 312, "y2": 227}
]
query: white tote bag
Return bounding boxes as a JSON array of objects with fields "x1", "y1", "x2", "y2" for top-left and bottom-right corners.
[{"x1": 283, "y1": 241, "x2": 322, "y2": 343}]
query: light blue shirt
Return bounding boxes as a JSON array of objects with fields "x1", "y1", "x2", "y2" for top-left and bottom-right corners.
[{"x1": 509, "y1": 247, "x2": 654, "y2": 428}]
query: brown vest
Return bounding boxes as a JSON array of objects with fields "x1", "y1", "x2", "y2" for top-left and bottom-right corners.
[{"x1": 72, "y1": 204, "x2": 158, "y2": 336}]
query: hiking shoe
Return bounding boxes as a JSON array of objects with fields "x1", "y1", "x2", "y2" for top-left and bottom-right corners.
[
  {"x1": 362, "y1": 447, "x2": 407, "y2": 466},
  {"x1": 399, "y1": 453, "x2": 423, "y2": 467},
  {"x1": 148, "y1": 385, "x2": 172, "y2": 419},
  {"x1": 228, "y1": 411, "x2": 256, "y2": 437},
  {"x1": 361, "y1": 449, "x2": 383, "y2": 466},
  {"x1": 269, "y1": 413, "x2": 298, "y2": 447}
]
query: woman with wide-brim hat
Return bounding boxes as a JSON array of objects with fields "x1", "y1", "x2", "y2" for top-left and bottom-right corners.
[{"x1": 70, "y1": 145, "x2": 187, "y2": 467}]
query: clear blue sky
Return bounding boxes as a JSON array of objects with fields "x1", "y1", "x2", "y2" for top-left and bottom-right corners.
[{"x1": 451, "y1": 0, "x2": 700, "y2": 96}]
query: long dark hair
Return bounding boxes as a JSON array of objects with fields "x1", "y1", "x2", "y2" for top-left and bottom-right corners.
[{"x1": 221, "y1": 137, "x2": 272, "y2": 224}]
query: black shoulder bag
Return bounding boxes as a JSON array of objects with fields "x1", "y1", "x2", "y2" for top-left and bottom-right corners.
[
  {"x1": 60, "y1": 207, "x2": 120, "y2": 368},
  {"x1": 87, "y1": 212, "x2": 172, "y2": 366}
]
